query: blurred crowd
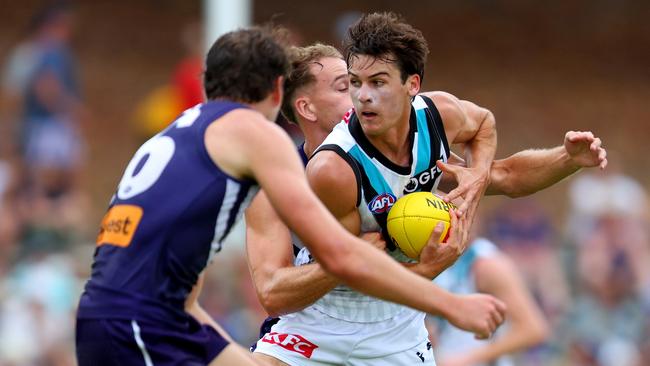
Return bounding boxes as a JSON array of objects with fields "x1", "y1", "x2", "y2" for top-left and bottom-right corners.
[{"x1": 0, "y1": 3, "x2": 649, "y2": 366}]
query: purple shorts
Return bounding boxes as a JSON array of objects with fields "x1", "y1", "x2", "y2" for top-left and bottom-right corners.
[{"x1": 76, "y1": 317, "x2": 229, "y2": 366}]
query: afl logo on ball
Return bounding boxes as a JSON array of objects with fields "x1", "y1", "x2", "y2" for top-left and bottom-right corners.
[{"x1": 368, "y1": 193, "x2": 397, "y2": 214}]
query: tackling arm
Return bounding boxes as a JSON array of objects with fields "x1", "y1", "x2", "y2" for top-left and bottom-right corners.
[
  {"x1": 245, "y1": 190, "x2": 338, "y2": 317},
  {"x1": 439, "y1": 131, "x2": 608, "y2": 198}
]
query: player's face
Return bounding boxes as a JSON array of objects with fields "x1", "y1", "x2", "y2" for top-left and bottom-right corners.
[
  {"x1": 348, "y1": 54, "x2": 419, "y2": 137},
  {"x1": 306, "y1": 57, "x2": 352, "y2": 132}
]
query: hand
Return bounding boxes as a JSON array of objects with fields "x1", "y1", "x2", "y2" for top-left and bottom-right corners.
[
  {"x1": 436, "y1": 160, "x2": 490, "y2": 218},
  {"x1": 418, "y1": 209, "x2": 469, "y2": 275},
  {"x1": 360, "y1": 232, "x2": 386, "y2": 250},
  {"x1": 445, "y1": 293, "x2": 506, "y2": 340},
  {"x1": 564, "y1": 131, "x2": 607, "y2": 169}
]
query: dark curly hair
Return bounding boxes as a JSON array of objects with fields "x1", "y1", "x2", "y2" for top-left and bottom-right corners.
[
  {"x1": 344, "y1": 12, "x2": 429, "y2": 83},
  {"x1": 204, "y1": 26, "x2": 291, "y2": 103}
]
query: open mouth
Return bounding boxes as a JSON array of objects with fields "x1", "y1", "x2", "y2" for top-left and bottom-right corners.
[{"x1": 361, "y1": 111, "x2": 378, "y2": 118}]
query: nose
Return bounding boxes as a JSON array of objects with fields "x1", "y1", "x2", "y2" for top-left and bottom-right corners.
[{"x1": 356, "y1": 83, "x2": 372, "y2": 104}]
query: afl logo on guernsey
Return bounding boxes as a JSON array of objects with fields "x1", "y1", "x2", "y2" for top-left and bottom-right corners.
[{"x1": 368, "y1": 193, "x2": 396, "y2": 214}]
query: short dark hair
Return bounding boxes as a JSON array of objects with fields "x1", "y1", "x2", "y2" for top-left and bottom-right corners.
[
  {"x1": 281, "y1": 44, "x2": 343, "y2": 123},
  {"x1": 204, "y1": 26, "x2": 290, "y2": 103},
  {"x1": 344, "y1": 12, "x2": 429, "y2": 83}
]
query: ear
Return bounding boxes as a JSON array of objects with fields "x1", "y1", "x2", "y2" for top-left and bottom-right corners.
[
  {"x1": 406, "y1": 74, "x2": 421, "y2": 97},
  {"x1": 271, "y1": 76, "x2": 284, "y2": 105},
  {"x1": 294, "y1": 96, "x2": 317, "y2": 122}
]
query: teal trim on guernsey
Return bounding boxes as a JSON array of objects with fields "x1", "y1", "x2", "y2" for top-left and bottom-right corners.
[{"x1": 348, "y1": 145, "x2": 394, "y2": 196}]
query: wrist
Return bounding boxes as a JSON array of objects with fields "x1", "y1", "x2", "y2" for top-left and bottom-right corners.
[
  {"x1": 560, "y1": 146, "x2": 581, "y2": 171},
  {"x1": 432, "y1": 290, "x2": 457, "y2": 318}
]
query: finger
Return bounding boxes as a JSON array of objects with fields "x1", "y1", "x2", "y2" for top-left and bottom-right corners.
[
  {"x1": 475, "y1": 332, "x2": 490, "y2": 340},
  {"x1": 600, "y1": 157, "x2": 608, "y2": 170},
  {"x1": 487, "y1": 317, "x2": 497, "y2": 334},
  {"x1": 443, "y1": 185, "x2": 466, "y2": 204},
  {"x1": 567, "y1": 131, "x2": 592, "y2": 142},
  {"x1": 454, "y1": 198, "x2": 469, "y2": 216},
  {"x1": 590, "y1": 138, "x2": 602, "y2": 151},
  {"x1": 492, "y1": 304, "x2": 505, "y2": 327},
  {"x1": 449, "y1": 207, "x2": 459, "y2": 230},
  {"x1": 494, "y1": 298, "x2": 507, "y2": 318},
  {"x1": 436, "y1": 160, "x2": 459, "y2": 175},
  {"x1": 429, "y1": 222, "x2": 445, "y2": 243}
]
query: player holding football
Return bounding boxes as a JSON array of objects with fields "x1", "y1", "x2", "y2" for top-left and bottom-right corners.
[
  {"x1": 75, "y1": 25, "x2": 513, "y2": 366},
  {"x1": 249, "y1": 14, "x2": 606, "y2": 366}
]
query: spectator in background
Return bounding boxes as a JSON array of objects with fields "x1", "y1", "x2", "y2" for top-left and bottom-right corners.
[
  {"x1": 562, "y1": 158, "x2": 649, "y2": 366},
  {"x1": 18, "y1": 2, "x2": 85, "y2": 196},
  {"x1": 133, "y1": 21, "x2": 205, "y2": 141},
  {"x1": 3, "y1": 2, "x2": 91, "y2": 255},
  {"x1": 486, "y1": 199, "x2": 571, "y2": 326}
]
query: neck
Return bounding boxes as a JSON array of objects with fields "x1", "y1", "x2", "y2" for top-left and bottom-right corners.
[
  {"x1": 366, "y1": 107, "x2": 412, "y2": 166},
  {"x1": 301, "y1": 122, "x2": 331, "y2": 158}
]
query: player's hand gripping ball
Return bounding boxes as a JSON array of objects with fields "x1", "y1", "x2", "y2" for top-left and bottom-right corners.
[{"x1": 387, "y1": 192, "x2": 456, "y2": 259}]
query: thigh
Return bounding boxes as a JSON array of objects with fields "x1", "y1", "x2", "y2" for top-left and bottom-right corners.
[
  {"x1": 76, "y1": 318, "x2": 229, "y2": 366},
  {"x1": 347, "y1": 338, "x2": 436, "y2": 366},
  {"x1": 347, "y1": 310, "x2": 432, "y2": 365},
  {"x1": 209, "y1": 343, "x2": 265, "y2": 366},
  {"x1": 253, "y1": 352, "x2": 292, "y2": 366},
  {"x1": 76, "y1": 318, "x2": 149, "y2": 366},
  {"x1": 253, "y1": 308, "x2": 354, "y2": 366}
]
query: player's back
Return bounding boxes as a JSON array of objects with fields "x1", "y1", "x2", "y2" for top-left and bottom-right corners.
[{"x1": 78, "y1": 101, "x2": 258, "y2": 324}]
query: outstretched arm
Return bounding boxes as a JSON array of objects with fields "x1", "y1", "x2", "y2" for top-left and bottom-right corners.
[{"x1": 439, "y1": 131, "x2": 607, "y2": 198}]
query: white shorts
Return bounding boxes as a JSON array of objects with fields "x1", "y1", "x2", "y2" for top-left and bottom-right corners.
[{"x1": 254, "y1": 306, "x2": 435, "y2": 366}]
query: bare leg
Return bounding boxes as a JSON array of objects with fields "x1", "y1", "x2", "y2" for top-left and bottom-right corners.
[{"x1": 253, "y1": 352, "x2": 291, "y2": 366}]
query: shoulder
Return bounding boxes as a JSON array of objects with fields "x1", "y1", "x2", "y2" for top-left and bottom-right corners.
[
  {"x1": 205, "y1": 108, "x2": 294, "y2": 180},
  {"x1": 307, "y1": 150, "x2": 357, "y2": 190},
  {"x1": 206, "y1": 108, "x2": 288, "y2": 144},
  {"x1": 306, "y1": 150, "x2": 359, "y2": 215},
  {"x1": 420, "y1": 91, "x2": 464, "y2": 121}
]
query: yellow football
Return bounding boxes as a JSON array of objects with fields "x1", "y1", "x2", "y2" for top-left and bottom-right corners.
[{"x1": 386, "y1": 192, "x2": 455, "y2": 259}]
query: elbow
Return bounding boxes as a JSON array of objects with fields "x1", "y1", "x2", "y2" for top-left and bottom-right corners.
[
  {"x1": 317, "y1": 244, "x2": 357, "y2": 282},
  {"x1": 516, "y1": 317, "x2": 551, "y2": 347},
  {"x1": 530, "y1": 318, "x2": 551, "y2": 345},
  {"x1": 488, "y1": 163, "x2": 532, "y2": 198},
  {"x1": 257, "y1": 289, "x2": 279, "y2": 317}
]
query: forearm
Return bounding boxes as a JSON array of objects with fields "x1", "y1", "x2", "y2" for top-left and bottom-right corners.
[
  {"x1": 487, "y1": 146, "x2": 579, "y2": 197},
  {"x1": 257, "y1": 263, "x2": 338, "y2": 317},
  {"x1": 326, "y1": 241, "x2": 457, "y2": 317},
  {"x1": 464, "y1": 111, "x2": 497, "y2": 170},
  {"x1": 403, "y1": 262, "x2": 449, "y2": 280}
]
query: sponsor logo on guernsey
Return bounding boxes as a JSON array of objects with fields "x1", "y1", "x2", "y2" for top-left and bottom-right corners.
[
  {"x1": 261, "y1": 332, "x2": 319, "y2": 358},
  {"x1": 403, "y1": 164, "x2": 443, "y2": 194},
  {"x1": 368, "y1": 193, "x2": 396, "y2": 214},
  {"x1": 96, "y1": 204, "x2": 143, "y2": 247}
]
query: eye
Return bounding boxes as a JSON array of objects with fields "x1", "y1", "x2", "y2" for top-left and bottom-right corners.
[
  {"x1": 373, "y1": 80, "x2": 385, "y2": 87},
  {"x1": 350, "y1": 79, "x2": 361, "y2": 87}
]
